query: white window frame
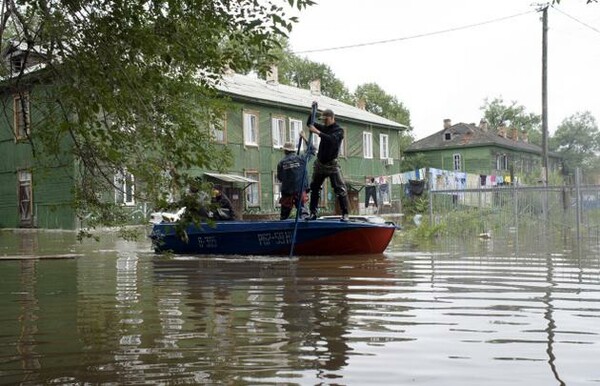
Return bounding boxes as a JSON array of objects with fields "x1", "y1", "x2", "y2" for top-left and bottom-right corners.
[
  {"x1": 272, "y1": 116, "x2": 286, "y2": 148},
  {"x1": 453, "y1": 154, "x2": 462, "y2": 171},
  {"x1": 496, "y1": 154, "x2": 508, "y2": 170},
  {"x1": 245, "y1": 171, "x2": 260, "y2": 207},
  {"x1": 339, "y1": 128, "x2": 346, "y2": 157},
  {"x1": 18, "y1": 170, "x2": 33, "y2": 222},
  {"x1": 289, "y1": 118, "x2": 303, "y2": 151},
  {"x1": 311, "y1": 132, "x2": 320, "y2": 154},
  {"x1": 363, "y1": 131, "x2": 373, "y2": 159},
  {"x1": 379, "y1": 134, "x2": 389, "y2": 159},
  {"x1": 273, "y1": 173, "x2": 281, "y2": 208},
  {"x1": 243, "y1": 110, "x2": 259, "y2": 146},
  {"x1": 115, "y1": 169, "x2": 135, "y2": 206}
]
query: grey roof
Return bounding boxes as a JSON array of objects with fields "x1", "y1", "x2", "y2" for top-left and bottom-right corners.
[
  {"x1": 405, "y1": 122, "x2": 558, "y2": 156},
  {"x1": 217, "y1": 73, "x2": 407, "y2": 130},
  {"x1": 204, "y1": 172, "x2": 257, "y2": 184}
]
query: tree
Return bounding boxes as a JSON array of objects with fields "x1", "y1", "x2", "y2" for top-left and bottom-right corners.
[
  {"x1": 0, "y1": 0, "x2": 314, "y2": 232},
  {"x1": 480, "y1": 97, "x2": 542, "y2": 145},
  {"x1": 354, "y1": 83, "x2": 411, "y2": 127},
  {"x1": 273, "y1": 43, "x2": 353, "y2": 103},
  {"x1": 550, "y1": 111, "x2": 600, "y2": 178}
]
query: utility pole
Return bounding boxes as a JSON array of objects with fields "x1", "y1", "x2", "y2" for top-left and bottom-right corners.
[{"x1": 541, "y1": 4, "x2": 549, "y2": 185}]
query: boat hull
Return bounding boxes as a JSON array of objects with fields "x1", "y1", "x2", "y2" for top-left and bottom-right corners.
[{"x1": 150, "y1": 219, "x2": 396, "y2": 256}]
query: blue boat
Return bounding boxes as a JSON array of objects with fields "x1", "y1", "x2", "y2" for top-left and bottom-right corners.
[{"x1": 150, "y1": 217, "x2": 397, "y2": 256}]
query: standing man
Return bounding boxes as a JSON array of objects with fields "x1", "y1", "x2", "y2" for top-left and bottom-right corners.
[
  {"x1": 307, "y1": 108, "x2": 350, "y2": 221},
  {"x1": 277, "y1": 141, "x2": 309, "y2": 220}
]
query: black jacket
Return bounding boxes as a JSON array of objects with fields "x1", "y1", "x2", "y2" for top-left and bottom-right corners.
[
  {"x1": 277, "y1": 153, "x2": 308, "y2": 195},
  {"x1": 313, "y1": 121, "x2": 344, "y2": 164}
]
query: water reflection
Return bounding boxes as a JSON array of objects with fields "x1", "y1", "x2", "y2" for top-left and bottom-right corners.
[
  {"x1": 16, "y1": 259, "x2": 41, "y2": 383},
  {"x1": 1, "y1": 230, "x2": 600, "y2": 385},
  {"x1": 150, "y1": 255, "x2": 395, "y2": 383}
]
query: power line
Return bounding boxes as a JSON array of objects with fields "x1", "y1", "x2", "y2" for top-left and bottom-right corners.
[
  {"x1": 293, "y1": 10, "x2": 535, "y2": 54},
  {"x1": 552, "y1": 7, "x2": 600, "y2": 35}
]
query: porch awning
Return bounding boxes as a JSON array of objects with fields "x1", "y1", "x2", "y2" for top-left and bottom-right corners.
[{"x1": 203, "y1": 172, "x2": 257, "y2": 190}]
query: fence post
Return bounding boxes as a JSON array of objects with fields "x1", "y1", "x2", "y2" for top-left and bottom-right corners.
[
  {"x1": 429, "y1": 186, "x2": 433, "y2": 226},
  {"x1": 575, "y1": 167, "x2": 582, "y2": 240}
]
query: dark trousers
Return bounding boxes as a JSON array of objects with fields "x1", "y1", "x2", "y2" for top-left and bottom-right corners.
[
  {"x1": 279, "y1": 192, "x2": 309, "y2": 220},
  {"x1": 365, "y1": 185, "x2": 377, "y2": 207},
  {"x1": 309, "y1": 160, "x2": 349, "y2": 215}
]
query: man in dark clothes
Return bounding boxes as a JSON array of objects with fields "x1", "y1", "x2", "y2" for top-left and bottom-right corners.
[
  {"x1": 277, "y1": 142, "x2": 309, "y2": 220},
  {"x1": 307, "y1": 108, "x2": 350, "y2": 221},
  {"x1": 212, "y1": 189, "x2": 237, "y2": 220}
]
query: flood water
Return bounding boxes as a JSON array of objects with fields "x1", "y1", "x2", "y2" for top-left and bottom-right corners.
[{"x1": 1, "y1": 229, "x2": 600, "y2": 385}]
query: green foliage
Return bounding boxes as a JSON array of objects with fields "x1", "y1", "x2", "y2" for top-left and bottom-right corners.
[
  {"x1": 1, "y1": 0, "x2": 314, "y2": 229},
  {"x1": 480, "y1": 97, "x2": 542, "y2": 146},
  {"x1": 550, "y1": 111, "x2": 600, "y2": 179},
  {"x1": 354, "y1": 83, "x2": 411, "y2": 127},
  {"x1": 274, "y1": 43, "x2": 353, "y2": 103}
]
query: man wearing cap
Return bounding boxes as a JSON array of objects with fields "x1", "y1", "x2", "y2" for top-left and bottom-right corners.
[
  {"x1": 212, "y1": 188, "x2": 237, "y2": 220},
  {"x1": 277, "y1": 141, "x2": 309, "y2": 220},
  {"x1": 307, "y1": 108, "x2": 350, "y2": 221}
]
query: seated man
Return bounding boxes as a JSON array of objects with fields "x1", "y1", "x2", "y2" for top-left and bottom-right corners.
[{"x1": 212, "y1": 189, "x2": 237, "y2": 221}]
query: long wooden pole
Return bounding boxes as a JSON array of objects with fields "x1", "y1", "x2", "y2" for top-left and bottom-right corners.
[
  {"x1": 289, "y1": 102, "x2": 317, "y2": 257},
  {"x1": 542, "y1": 4, "x2": 549, "y2": 185}
]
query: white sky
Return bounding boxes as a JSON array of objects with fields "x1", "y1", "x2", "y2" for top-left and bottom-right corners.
[{"x1": 288, "y1": 0, "x2": 600, "y2": 140}]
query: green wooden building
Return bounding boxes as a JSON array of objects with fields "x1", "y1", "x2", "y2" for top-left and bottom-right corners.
[
  {"x1": 0, "y1": 55, "x2": 407, "y2": 228},
  {"x1": 404, "y1": 119, "x2": 561, "y2": 181}
]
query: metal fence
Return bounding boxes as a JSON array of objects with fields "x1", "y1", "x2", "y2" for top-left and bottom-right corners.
[{"x1": 429, "y1": 183, "x2": 600, "y2": 242}]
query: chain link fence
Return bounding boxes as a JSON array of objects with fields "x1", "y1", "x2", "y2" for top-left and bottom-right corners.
[{"x1": 428, "y1": 183, "x2": 600, "y2": 243}]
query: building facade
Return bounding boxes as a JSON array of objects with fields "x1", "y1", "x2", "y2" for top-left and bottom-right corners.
[
  {"x1": 0, "y1": 62, "x2": 407, "y2": 229},
  {"x1": 404, "y1": 119, "x2": 561, "y2": 182}
]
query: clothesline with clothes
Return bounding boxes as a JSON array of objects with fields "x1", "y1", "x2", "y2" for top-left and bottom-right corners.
[
  {"x1": 363, "y1": 168, "x2": 513, "y2": 192},
  {"x1": 428, "y1": 167, "x2": 515, "y2": 191}
]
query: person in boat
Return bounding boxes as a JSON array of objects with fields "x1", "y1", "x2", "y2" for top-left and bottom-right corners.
[
  {"x1": 277, "y1": 141, "x2": 310, "y2": 220},
  {"x1": 307, "y1": 108, "x2": 350, "y2": 222},
  {"x1": 211, "y1": 188, "x2": 237, "y2": 221}
]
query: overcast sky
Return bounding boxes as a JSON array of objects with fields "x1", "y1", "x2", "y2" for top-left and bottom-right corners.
[{"x1": 288, "y1": 0, "x2": 600, "y2": 140}]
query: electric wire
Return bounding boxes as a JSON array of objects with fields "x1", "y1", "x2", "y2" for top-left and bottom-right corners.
[
  {"x1": 293, "y1": 10, "x2": 535, "y2": 54},
  {"x1": 552, "y1": 7, "x2": 600, "y2": 35}
]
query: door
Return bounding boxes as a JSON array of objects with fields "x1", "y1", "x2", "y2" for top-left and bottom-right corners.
[
  {"x1": 18, "y1": 170, "x2": 33, "y2": 227},
  {"x1": 222, "y1": 186, "x2": 243, "y2": 219}
]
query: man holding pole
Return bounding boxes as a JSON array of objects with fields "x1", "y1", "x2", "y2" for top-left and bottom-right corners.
[
  {"x1": 307, "y1": 108, "x2": 350, "y2": 221},
  {"x1": 277, "y1": 141, "x2": 309, "y2": 220}
]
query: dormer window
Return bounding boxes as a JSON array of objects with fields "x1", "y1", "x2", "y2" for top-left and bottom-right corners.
[{"x1": 444, "y1": 132, "x2": 452, "y2": 141}]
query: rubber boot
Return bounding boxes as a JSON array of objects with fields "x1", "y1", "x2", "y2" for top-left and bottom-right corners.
[
  {"x1": 308, "y1": 189, "x2": 319, "y2": 220},
  {"x1": 339, "y1": 195, "x2": 350, "y2": 221}
]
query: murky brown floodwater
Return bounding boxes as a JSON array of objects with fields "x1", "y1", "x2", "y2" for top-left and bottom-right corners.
[{"x1": 1, "y1": 228, "x2": 600, "y2": 385}]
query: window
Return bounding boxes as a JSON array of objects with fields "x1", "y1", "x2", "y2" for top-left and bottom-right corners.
[
  {"x1": 14, "y1": 93, "x2": 30, "y2": 140},
  {"x1": 444, "y1": 132, "x2": 452, "y2": 141},
  {"x1": 18, "y1": 170, "x2": 33, "y2": 224},
  {"x1": 379, "y1": 134, "x2": 389, "y2": 159},
  {"x1": 496, "y1": 154, "x2": 508, "y2": 170},
  {"x1": 363, "y1": 131, "x2": 373, "y2": 159},
  {"x1": 245, "y1": 171, "x2": 260, "y2": 207},
  {"x1": 272, "y1": 116, "x2": 285, "y2": 148},
  {"x1": 243, "y1": 110, "x2": 259, "y2": 146},
  {"x1": 210, "y1": 116, "x2": 226, "y2": 143},
  {"x1": 115, "y1": 169, "x2": 135, "y2": 206},
  {"x1": 273, "y1": 173, "x2": 281, "y2": 208},
  {"x1": 289, "y1": 119, "x2": 303, "y2": 150},
  {"x1": 311, "y1": 132, "x2": 320, "y2": 154},
  {"x1": 339, "y1": 128, "x2": 346, "y2": 157},
  {"x1": 453, "y1": 154, "x2": 462, "y2": 171}
]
